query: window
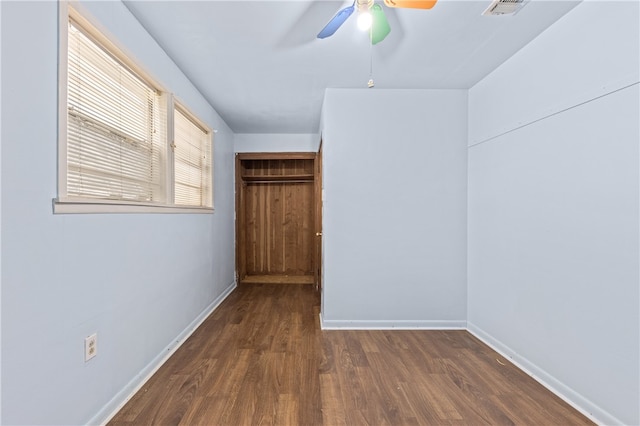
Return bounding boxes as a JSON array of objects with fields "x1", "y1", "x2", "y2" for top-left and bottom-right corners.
[
  {"x1": 173, "y1": 106, "x2": 213, "y2": 208},
  {"x1": 66, "y1": 20, "x2": 166, "y2": 204},
  {"x1": 56, "y1": 6, "x2": 213, "y2": 213}
]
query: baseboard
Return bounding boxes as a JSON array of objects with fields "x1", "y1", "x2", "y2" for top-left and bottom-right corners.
[
  {"x1": 466, "y1": 322, "x2": 621, "y2": 426},
  {"x1": 89, "y1": 280, "x2": 237, "y2": 426},
  {"x1": 319, "y1": 314, "x2": 466, "y2": 330}
]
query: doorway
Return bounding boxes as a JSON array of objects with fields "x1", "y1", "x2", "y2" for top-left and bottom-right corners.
[{"x1": 236, "y1": 153, "x2": 321, "y2": 286}]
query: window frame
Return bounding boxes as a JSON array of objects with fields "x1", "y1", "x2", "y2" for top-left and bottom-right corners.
[
  {"x1": 54, "y1": 2, "x2": 214, "y2": 214},
  {"x1": 172, "y1": 101, "x2": 214, "y2": 209}
]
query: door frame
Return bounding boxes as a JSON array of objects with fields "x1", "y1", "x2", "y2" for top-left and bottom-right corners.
[
  {"x1": 235, "y1": 152, "x2": 320, "y2": 286},
  {"x1": 314, "y1": 142, "x2": 323, "y2": 292}
]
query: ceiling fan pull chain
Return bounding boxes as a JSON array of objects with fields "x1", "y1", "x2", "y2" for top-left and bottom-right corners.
[{"x1": 368, "y1": 36, "x2": 375, "y2": 88}]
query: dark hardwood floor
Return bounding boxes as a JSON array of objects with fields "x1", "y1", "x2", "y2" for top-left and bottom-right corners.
[{"x1": 109, "y1": 284, "x2": 593, "y2": 425}]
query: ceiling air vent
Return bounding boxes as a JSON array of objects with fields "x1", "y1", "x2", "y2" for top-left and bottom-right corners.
[{"x1": 482, "y1": 0, "x2": 525, "y2": 16}]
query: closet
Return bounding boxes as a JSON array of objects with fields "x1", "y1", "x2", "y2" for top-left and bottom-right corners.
[{"x1": 235, "y1": 153, "x2": 320, "y2": 286}]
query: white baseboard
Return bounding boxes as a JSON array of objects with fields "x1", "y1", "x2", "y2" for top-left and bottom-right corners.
[
  {"x1": 90, "y1": 280, "x2": 237, "y2": 426},
  {"x1": 319, "y1": 314, "x2": 466, "y2": 330},
  {"x1": 466, "y1": 322, "x2": 621, "y2": 426}
]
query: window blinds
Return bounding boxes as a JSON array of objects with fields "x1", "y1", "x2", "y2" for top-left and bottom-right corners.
[
  {"x1": 173, "y1": 107, "x2": 212, "y2": 207},
  {"x1": 67, "y1": 20, "x2": 165, "y2": 203}
]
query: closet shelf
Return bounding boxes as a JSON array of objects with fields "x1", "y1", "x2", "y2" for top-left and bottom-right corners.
[{"x1": 241, "y1": 174, "x2": 314, "y2": 182}]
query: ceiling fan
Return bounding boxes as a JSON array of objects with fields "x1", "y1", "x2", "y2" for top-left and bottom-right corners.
[{"x1": 317, "y1": 0, "x2": 437, "y2": 45}]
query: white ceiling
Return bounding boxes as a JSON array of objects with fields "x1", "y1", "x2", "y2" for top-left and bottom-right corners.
[{"x1": 123, "y1": 0, "x2": 580, "y2": 134}]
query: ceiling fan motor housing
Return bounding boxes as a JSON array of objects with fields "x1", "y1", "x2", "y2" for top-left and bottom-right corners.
[{"x1": 358, "y1": 0, "x2": 374, "y2": 12}]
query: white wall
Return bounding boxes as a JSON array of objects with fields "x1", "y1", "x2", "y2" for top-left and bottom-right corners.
[
  {"x1": 467, "y1": 2, "x2": 640, "y2": 425},
  {"x1": 0, "y1": 1, "x2": 235, "y2": 424},
  {"x1": 321, "y1": 89, "x2": 468, "y2": 328},
  {"x1": 234, "y1": 133, "x2": 320, "y2": 153}
]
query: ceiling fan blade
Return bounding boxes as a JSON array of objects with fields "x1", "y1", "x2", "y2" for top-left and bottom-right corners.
[
  {"x1": 370, "y1": 4, "x2": 391, "y2": 45},
  {"x1": 383, "y1": 0, "x2": 437, "y2": 9},
  {"x1": 317, "y1": 4, "x2": 356, "y2": 39}
]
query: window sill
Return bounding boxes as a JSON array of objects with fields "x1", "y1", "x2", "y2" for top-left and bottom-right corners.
[{"x1": 53, "y1": 198, "x2": 214, "y2": 214}]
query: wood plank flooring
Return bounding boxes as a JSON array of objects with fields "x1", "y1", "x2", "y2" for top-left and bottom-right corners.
[{"x1": 109, "y1": 284, "x2": 593, "y2": 426}]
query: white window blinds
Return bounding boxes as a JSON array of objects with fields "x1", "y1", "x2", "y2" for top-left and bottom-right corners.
[
  {"x1": 173, "y1": 107, "x2": 212, "y2": 207},
  {"x1": 67, "y1": 20, "x2": 165, "y2": 203}
]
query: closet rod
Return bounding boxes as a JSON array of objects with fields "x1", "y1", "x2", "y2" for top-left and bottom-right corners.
[{"x1": 244, "y1": 179, "x2": 313, "y2": 184}]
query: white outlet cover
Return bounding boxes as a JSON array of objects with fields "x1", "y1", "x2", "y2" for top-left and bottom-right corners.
[{"x1": 85, "y1": 333, "x2": 97, "y2": 362}]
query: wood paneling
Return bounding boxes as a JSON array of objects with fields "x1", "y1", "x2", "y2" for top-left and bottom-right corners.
[
  {"x1": 244, "y1": 181, "x2": 313, "y2": 276},
  {"x1": 109, "y1": 284, "x2": 594, "y2": 426},
  {"x1": 236, "y1": 153, "x2": 316, "y2": 284},
  {"x1": 241, "y1": 158, "x2": 314, "y2": 179}
]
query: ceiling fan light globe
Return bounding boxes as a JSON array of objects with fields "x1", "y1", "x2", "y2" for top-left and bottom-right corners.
[{"x1": 357, "y1": 12, "x2": 373, "y2": 31}]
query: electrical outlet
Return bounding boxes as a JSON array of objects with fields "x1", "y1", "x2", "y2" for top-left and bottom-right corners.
[{"x1": 85, "y1": 333, "x2": 97, "y2": 362}]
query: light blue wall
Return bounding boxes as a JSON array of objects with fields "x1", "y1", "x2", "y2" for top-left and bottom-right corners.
[
  {"x1": 2, "y1": 0, "x2": 638, "y2": 424},
  {"x1": 0, "y1": 2, "x2": 3, "y2": 421},
  {"x1": 0, "y1": 1, "x2": 235, "y2": 424},
  {"x1": 321, "y1": 89, "x2": 468, "y2": 328},
  {"x1": 235, "y1": 133, "x2": 320, "y2": 153},
  {"x1": 467, "y1": 2, "x2": 640, "y2": 424}
]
